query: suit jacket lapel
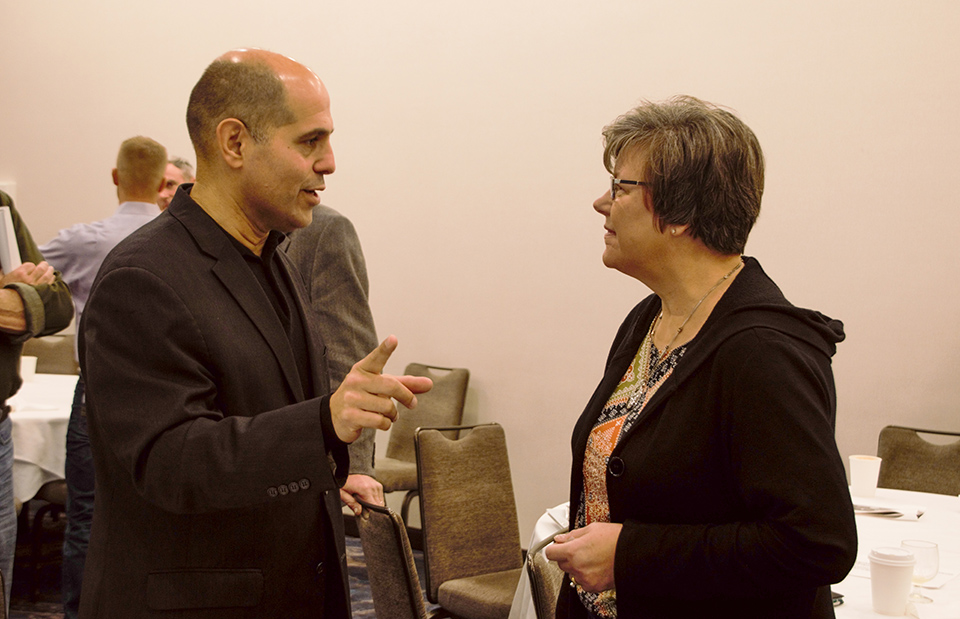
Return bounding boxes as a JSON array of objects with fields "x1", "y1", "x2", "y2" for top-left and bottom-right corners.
[
  {"x1": 278, "y1": 248, "x2": 331, "y2": 398},
  {"x1": 169, "y1": 195, "x2": 306, "y2": 402}
]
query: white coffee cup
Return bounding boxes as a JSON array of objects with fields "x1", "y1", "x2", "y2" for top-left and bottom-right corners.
[
  {"x1": 869, "y1": 546, "x2": 915, "y2": 615},
  {"x1": 19, "y1": 355, "x2": 37, "y2": 382},
  {"x1": 850, "y1": 454, "x2": 882, "y2": 497}
]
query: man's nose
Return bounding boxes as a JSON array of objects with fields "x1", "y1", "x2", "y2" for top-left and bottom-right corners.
[{"x1": 315, "y1": 149, "x2": 335, "y2": 175}]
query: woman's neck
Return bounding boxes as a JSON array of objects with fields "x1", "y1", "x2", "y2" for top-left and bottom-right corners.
[{"x1": 651, "y1": 254, "x2": 744, "y2": 352}]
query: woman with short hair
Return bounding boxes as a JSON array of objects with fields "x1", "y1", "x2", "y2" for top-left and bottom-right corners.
[{"x1": 546, "y1": 96, "x2": 857, "y2": 619}]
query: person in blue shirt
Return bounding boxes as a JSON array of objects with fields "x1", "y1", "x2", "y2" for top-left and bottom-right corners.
[{"x1": 39, "y1": 135, "x2": 167, "y2": 619}]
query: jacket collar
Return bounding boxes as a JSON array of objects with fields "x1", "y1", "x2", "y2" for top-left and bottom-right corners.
[
  {"x1": 602, "y1": 257, "x2": 844, "y2": 431},
  {"x1": 165, "y1": 186, "x2": 326, "y2": 401}
]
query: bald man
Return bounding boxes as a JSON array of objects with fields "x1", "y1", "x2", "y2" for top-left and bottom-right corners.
[
  {"x1": 40, "y1": 135, "x2": 167, "y2": 619},
  {"x1": 79, "y1": 50, "x2": 431, "y2": 618}
]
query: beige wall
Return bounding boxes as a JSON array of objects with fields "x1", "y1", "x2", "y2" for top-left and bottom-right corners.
[{"x1": 2, "y1": 1, "x2": 959, "y2": 542}]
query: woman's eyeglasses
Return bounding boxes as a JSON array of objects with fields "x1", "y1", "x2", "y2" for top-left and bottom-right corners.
[{"x1": 610, "y1": 177, "x2": 649, "y2": 200}]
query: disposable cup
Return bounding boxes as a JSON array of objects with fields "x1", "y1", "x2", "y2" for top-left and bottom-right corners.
[
  {"x1": 850, "y1": 454, "x2": 882, "y2": 497},
  {"x1": 19, "y1": 355, "x2": 37, "y2": 382},
  {"x1": 869, "y1": 546, "x2": 915, "y2": 615}
]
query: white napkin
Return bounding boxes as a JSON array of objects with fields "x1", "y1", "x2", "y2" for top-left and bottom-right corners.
[{"x1": 853, "y1": 502, "x2": 926, "y2": 521}]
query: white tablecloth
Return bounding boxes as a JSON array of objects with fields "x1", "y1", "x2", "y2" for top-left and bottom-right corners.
[
  {"x1": 837, "y1": 488, "x2": 960, "y2": 618},
  {"x1": 8, "y1": 373, "x2": 77, "y2": 502},
  {"x1": 512, "y1": 489, "x2": 960, "y2": 619},
  {"x1": 509, "y1": 502, "x2": 569, "y2": 619}
]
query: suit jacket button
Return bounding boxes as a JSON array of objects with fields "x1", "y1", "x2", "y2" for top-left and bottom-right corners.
[
  {"x1": 299, "y1": 478, "x2": 310, "y2": 490},
  {"x1": 267, "y1": 487, "x2": 278, "y2": 498},
  {"x1": 608, "y1": 456, "x2": 625, "y2": 477},
  {"x1": 278, "y1": 484, "x2": 289, "y2": 496},
  {"x1": 289, "y1": 482, "x2": 299, "y2": 494}
]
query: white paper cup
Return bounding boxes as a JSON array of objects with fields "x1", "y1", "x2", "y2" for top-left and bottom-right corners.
[
  {"x1": 19, "y1": 355, "x2": 37, "y2": 382},
  {"x1": 870, "y1": 547, "x2": 915, "y2": 615},
  {"x1": 850, "y1": 454, "x2": 882, "y2": 497}
]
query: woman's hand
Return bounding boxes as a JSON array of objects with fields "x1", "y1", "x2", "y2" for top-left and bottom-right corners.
[{"x1": 545, "y1": 522, "x2": 622, "y2": 592}]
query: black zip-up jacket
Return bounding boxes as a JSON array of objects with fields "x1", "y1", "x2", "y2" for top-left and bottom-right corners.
[{"x1": 560, "y1": 257, "x2": 857, "y2": 619}]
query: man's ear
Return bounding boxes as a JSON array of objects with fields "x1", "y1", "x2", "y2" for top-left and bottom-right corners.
[
  {"x1": 216, "y1": 118, "x2": 248, "y2": 170},
  {"x1": 111, "y1": 168, "x2": 120, "y2": 187}
]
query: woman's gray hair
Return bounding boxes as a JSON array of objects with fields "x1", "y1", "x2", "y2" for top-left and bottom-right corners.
[{"x1": 602, "y1": 96, "x2": 764, "y2": 255}]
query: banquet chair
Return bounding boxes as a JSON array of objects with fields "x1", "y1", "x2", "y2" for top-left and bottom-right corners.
[
  {"x1": 27, "y1": 479, "x2": 68, "y2": 601},
  {"x1": 877, "y1": 425, "x2": 960, "y2": 496},
  {"x1": 415, "y1": 423, "x2": 523, "y2": 619},
  {"x1": 355, "y1": 498, "x2": 433, "y2": 619},
  {"x1": 22, "y1": 333, "x2": 79, "y2": 375},
  {"x1": 526, "y1": 531, "x2": 566, "y2": 619},
  {"x1": 375, "y1": 364, "x2": 469, "y2": 524}
]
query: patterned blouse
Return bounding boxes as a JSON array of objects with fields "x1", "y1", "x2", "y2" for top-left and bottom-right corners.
[{"x1": 574, "y1": 333, "x2": 687, "y2": 618}]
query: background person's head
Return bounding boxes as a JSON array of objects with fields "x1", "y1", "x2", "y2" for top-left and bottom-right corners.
[
  {"x1": 112, "y1": 136, "x2": 168, "y2": 204},
  {"x1": 602, "y1": 96, "x2": 764, "y2": 255},
  {"x1": 171, "y1": 157, "x2": 195, "y2": 183},
  {"x1": 158, "y1": 157, "x2": 195, "y2": 210}
]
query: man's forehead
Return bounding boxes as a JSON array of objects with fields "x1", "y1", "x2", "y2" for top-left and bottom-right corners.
[
  {"x1": 165, "y1": 164, "x2": 185, "y2": 182},
  {"x1": 285, "y1": 78, "x2": 332, "y2": 124}
]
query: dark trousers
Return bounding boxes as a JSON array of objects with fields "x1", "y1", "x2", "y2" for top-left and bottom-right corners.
[{"x1": 63, "y1": 378, "x2": 93, "y2": 619}]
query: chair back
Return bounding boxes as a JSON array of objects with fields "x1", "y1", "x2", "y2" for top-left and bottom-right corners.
[
  {"x1": 526, "y1": 531, "x2": 567, "y2": 619},
  {"x1": 356, "y1": 499, "x2": 428, "y2": 619},
  {"x1": 385, "y1": 364, "x2": 469, "y2": 464},
  {"x1": 22, "y1": 334, "x2": 79, "y2": 375},
  {"x1": 877, "y1": 425, "x2": 960, "y2": 495},
  {"x1": 415, "y1": 423, "x2": 522, "y2": 604}
]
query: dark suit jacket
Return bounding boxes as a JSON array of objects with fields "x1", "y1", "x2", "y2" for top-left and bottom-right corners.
[{"x1": 79, "y1": 187, "x2": 350, "y2": 618}]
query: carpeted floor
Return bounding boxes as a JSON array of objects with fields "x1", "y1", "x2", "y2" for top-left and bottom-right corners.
[{"x1": 10, "y1": 502, "x2": 432, "y2": 618}]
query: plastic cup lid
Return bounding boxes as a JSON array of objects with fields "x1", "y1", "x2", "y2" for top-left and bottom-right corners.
[{"x1": 869, "y1": 547, "x2": 915, "y2": 565}]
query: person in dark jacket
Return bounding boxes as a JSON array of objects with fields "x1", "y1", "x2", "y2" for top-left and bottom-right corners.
[
  {"x1": 78, "y1": 49, "x2": 432, "y2": 618},
  {"x1": 546, "y1": 96, "x2": 857, "y2": 619}
]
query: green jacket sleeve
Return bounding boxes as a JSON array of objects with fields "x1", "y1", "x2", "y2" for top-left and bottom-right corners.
[{"x1": 0, "y1": 191, "x2": 74, "y2": 342}]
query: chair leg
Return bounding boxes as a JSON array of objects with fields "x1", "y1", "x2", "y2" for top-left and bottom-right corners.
[
  {"x1": 400, "y1": 489, "x2": 419, "y2": 525},
  {"x1": 30, "y1": 503, "x2": 63, "y2": 602}
]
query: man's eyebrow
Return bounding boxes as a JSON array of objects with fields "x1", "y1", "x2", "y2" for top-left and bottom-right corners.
[{"x1": 299, "y1": 128, "x2": 331, "y2": 140}]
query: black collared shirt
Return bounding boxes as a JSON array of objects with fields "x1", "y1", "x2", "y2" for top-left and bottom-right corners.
[{"x1": 223, "y1": 229, "x2": 314, "y2": 399}]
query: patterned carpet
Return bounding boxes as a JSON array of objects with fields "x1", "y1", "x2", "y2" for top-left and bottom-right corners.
[{"x1": 10, "y1": 504, "x2": 430, "y2": 618}]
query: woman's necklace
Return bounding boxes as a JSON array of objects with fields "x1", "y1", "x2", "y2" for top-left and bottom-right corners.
[{"x1": 637, "y1": 259, "x2": 744, "y2": 392}]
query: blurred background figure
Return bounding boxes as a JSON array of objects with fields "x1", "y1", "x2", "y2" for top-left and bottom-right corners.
[
  {"x1": 157, "y1": 156, "x2": 194, "y2": 210},
  {"x1": 0, "y1": 190, "x2": 73, "y2": 615},
  {"x1": 287, "y1": 204, "x2": 384, "y2": 514},
  {"x1": 39, "y1": 135, "x2": 167, "y2": 619}
]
